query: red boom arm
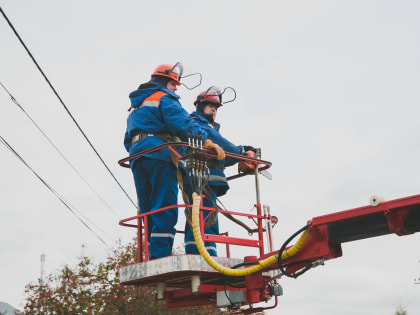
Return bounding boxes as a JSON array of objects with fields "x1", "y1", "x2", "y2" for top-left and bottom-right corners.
[{"x1": 264, "y1": 194, "x2": 420, "y2": 274}]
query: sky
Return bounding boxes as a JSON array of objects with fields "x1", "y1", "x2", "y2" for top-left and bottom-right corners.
[{"x1": 1, "y1": 0, "x2": 420, "y2": 314}]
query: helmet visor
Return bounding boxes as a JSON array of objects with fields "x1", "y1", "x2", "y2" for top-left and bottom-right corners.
[
  {"x1": 203, "y1": 86, "x2": 236, "y2": 105},
  {"x1": 170, "y1": 62, "x2": 201, "y2": 90},
  {"x1": 171, "y1": 62, "x2": 184, "y2": 80}
]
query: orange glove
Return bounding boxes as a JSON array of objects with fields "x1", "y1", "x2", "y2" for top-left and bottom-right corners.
[
  {"x1": 239, "y1": 150, "x2": 256, "y2": 172},
  {"x1": 204, "y1": 139, "x2": 226, "y2": 160}
]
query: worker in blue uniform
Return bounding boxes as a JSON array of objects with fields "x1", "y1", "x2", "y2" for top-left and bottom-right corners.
[
  {"x1": 124, "y1": 64, "x2": 225, "y2": 260},
  {"x1": 183, "y1": 87, "x2": 256, "y2": 256}
]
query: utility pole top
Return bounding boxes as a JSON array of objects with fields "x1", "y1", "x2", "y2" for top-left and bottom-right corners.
[{"x1": 39, "y1": 253, "x2": 45, "y2": 286}]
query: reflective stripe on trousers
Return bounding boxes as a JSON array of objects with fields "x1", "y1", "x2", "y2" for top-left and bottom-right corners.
[
  {"x1": 151, "y1": 233, "x2": 175, "y2": 239},
  {"x1": 208, "y1": 175, "x2": 227, "y2": 182},
  {"x1": 184, "y1": 241, "x2": 217, "y2": 253}
]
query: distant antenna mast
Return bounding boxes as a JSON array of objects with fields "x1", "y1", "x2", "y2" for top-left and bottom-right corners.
[{"x1": 39, "y1": 253, "x2": 45, "y2": 286}]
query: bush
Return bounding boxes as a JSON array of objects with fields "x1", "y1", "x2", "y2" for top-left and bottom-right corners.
[{"x1": 22, "y1": 239, "x2": 224, "y2": 315}]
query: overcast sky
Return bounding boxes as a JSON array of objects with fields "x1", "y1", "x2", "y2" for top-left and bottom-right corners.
[{"x1": 1, "y1": 1, "x2": 420, "y2": 314}]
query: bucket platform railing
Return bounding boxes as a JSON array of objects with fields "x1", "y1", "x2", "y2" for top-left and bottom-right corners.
[{"x1": 118, "y1": 142, "x2": 274, "y2": 263}]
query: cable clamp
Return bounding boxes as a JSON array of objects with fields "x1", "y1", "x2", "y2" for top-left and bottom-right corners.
[{"x1": 310, "y1": 259, "x2": 325, "y2": 268}]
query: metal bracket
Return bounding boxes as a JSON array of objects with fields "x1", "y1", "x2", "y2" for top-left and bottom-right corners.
[{"x1": 384, "y1": 208, "x2": 413, "y2": 236}]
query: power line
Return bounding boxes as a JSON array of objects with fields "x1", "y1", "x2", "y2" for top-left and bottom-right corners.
[
  {"x1": 0, "y1": 5, "x2": 136, "y2": 208},
  {"x1": 0, "y1": 80, "x2": 120, "y2": 218},
  {"x1": 0, "y1": 135, "x2": 111, "y2": 248}
]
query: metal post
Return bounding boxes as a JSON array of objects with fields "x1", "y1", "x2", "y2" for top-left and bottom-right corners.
[
  {"x1": 144, "y1": 219, "x2": 149, "y2": 262},
  {"x1": 254, "y1": 148, "x2": 264, "y2": 256},
  {"x1": 254, "y1": 167, "x2": 261, "y2": 205},
  {"x1": 138, "y1": 215, "x2": 143, "y2": 263},
  {"x1": 256, "y1": 203, "x2": 264, "y2": 256},
  {"x1": 200, "y1": 194, "x2": 204, "y2": 240},
  {"x1": 254, "y1": 148, "x2": 262, "y2": 205},
  {"x1": 220, "y1": 231, "x2": 231, "y2": 258},
  {"x1": 39, "y1": 253, "x2": 45, "y2": 286},
  {"x1": 267, "y1": 206, "x2": 274, "y2": 253},
  {"x1": 137, "y1": 199, "x2": 143, "y2": 263},
  {"x1": 264, "y1": 205, "x2": 270, "y2": 252}
]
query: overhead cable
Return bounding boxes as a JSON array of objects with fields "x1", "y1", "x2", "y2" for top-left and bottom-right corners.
[
  {"x1": 0, "y1": 135, "x2": 111, "y2": 248},
  {"x1": 0, "y1": 5, "x2": 136, "y2": 208},
  {"x1": 0, "y1": 81, "x2": 120, "y2": 218}
]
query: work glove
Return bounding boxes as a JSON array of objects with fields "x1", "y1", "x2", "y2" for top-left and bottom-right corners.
[
  {"x1": 239, "y1": 150, "x2": 256, "y2": 172},
  {"x1": 242, "y1": 145, "x2": 257, "y2": 153},
  {"x1": 204, "y1": 139, "x2": 226, "y2": 160}
]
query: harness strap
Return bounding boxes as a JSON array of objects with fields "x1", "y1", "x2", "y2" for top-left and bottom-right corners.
[{"x1": 131, "y1": 131, "x2": 179, "y2": 145}]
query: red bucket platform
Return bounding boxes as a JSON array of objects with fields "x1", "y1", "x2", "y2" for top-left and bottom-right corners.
[{"x1": 119, "y1": 255, "x2": 280, "y2": 308}]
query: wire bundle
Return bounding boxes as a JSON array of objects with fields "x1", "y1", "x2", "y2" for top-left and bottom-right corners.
[{"x1": 186, "y1": 134, "x2": 209, "y2": 195}]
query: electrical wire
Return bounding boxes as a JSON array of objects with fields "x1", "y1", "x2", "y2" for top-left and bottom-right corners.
[
  {"x1": 0, "y1": 5, "x2": 136, "y2": 208},
  {"x1": 0, "y1": 80, "x2": 120, "y2": 218},
  {"x1": 0, "y1": 135, "x2": 111, "y2": 248},
  {"x1": 277, "y1": 224, "x2": 312, "y2": 278},
  {"x1": 223, "y1": 261, "x2": 259, "y2": 289}
]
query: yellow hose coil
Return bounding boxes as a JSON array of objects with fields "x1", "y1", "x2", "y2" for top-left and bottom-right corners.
[{"x1": 192, "y1": 192, "x2": 310, "y2": 276}]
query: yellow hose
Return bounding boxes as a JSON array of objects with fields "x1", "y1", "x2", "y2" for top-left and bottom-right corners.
[{"x1": 192, "y1": 192, "x2": 310, "y2": 276}]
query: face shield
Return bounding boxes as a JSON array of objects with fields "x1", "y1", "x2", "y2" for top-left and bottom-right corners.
[
  {"x1": 170, "y1": 62, "x2": 184, "y2": 80},
  {"x1": 200, "y1": 86, "x2": 237, "y2": 105},
  {"x1": 173, "y1": 62, "x2": 202, "y2": 90}
]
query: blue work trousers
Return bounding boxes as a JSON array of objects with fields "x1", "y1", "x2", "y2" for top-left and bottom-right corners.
[
  {"x1": 132, "y1": 158, "x2": 178, "y2": 260},
  {"x1": 184, "y1": 184, "x2": 219, "y2": 256}
]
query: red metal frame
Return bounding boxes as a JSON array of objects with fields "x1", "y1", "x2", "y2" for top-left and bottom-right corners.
[
  {"x1": 118, "y1": 142, "x2": 272, "y2": 180},
  {"x1": 118, "y1": 143, "x2": 279, "y2": 313},
  {"x1": 118, "y1": 143, "x2": 274, "y2": 263},
  {"x1": 119, "y1": 199, "x2": 275, "y2": 262},
  {"x1": 118, "y1": 142, "x2": 420, "y2": 312},
  {"x1": 260, "y1": 193, "x2": 420, "y2": 274}
]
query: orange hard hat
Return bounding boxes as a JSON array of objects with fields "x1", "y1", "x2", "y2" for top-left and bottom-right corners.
[{"x1": 151, "y1": 64, "x2": 182, "y2": 85}]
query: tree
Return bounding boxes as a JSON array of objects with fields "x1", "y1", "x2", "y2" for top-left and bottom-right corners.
[
  {"x1": 22, "y1": 239, "x2": 224, "y2": 314},
  {"x1": 396, "y1": 305, "x2": 407, "y2": 315}
]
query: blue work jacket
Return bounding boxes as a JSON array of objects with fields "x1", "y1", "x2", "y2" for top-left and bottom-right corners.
[
  {"x1": 124, "y1": 83, "x2": 208, "y2": 168},
  {"x1": 185, "y1": 111, "x2": 243, "y2": 196}
]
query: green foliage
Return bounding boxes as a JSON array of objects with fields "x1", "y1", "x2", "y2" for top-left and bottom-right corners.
[
  {"x1": 22, "y1": 239, "x2": 224, "y2": 314},
  {"x1": 396, "y1": 305, "x2": 407, "y2": 315}
]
